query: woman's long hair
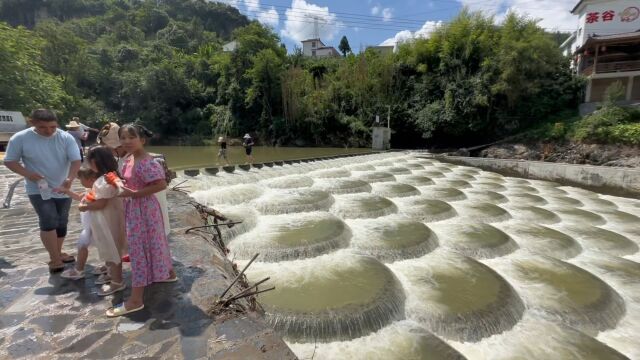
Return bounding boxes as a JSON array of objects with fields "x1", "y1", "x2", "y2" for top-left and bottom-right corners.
[{"x1": 87, "y1": 146, "x2": 121, "y2": 178}]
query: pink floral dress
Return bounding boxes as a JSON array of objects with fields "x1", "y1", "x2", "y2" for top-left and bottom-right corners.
[{"x1": 122, "y1": 155, "x2": 173, "y2": 287}]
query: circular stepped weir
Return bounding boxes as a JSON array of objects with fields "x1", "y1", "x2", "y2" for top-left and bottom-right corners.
[
  {"x1": 347, "y1": 164, "x2": 376, "y2": 171},
  {"x1": 434, "y1": 179, "x2": 473, "y2": 189},
  {"x1": 411, "y1": 159, "x2": 435, "y2": 166},
  {"x1": 536, "y1": 186, "x2": 570, "y2": 196},
  {"x1": 577, "y1": 197, "x2": 619, "y2": 210},
  {"x1": 475, "y1": 173, "x2": 506, "y2": 183},
  {"x1": 504, "y1": 178, "x2": 531, "y2": 185},
  {"x1": 550, "y1": 207, "x2": 607, "y2": 225},
  {"x1": 546, "y1": 195, "x2": 585, "y2": 207},
  {"x1": 378, "y1": 166, "x2": 412, "y2": 175},
  {"x1": 310, "y1": 168, "x2": 352, "y2": 179},
  {"x1": 398, "y1": 197, "x2": 458, "y2": 222},
  {"x1": 246, "y1": 254, "x2": 406, "y2": 343},
  {"x1": 403, "y1": 163, "x2": 425, "y2": 170},
  {"x1": 396, "y1": 175, "x2": 435, "y2": 186},
  {"x1": 431, "y1": 222, "x2": 518, "y2": 259},
  {"x1": 499, "y1": 223, "x2": 582, "y2": 259},
  {"x1": 313, "y1": 178, "x2": 372, "y2": 194},
  {"x1": 415, "y1": 170, "x2": 446, "y2": 178},
  {"x1": 504, "y1": 193, "x2": 548, "y2": 206},
  {"x1": 421, "y1": 186, "x2": 467, "y2": 202},
  {"x1": 599, "y1": 210, "x2": 640, "y2": 228},
  {"x1": 562, "y1": 225, "x2": 639, "y2": 256},
  {"x1": 254, "y1": 189, "x2": 334, "y2": 215},
  {"x1": 433, "y1": 166, "x2": 454, "y2": 173},
  {"x1": 358, "y1": 171, "x2": 396, "y2": 183},
  {"x1": 260, "y1": 175, "x2": 314, "y2": 189},
  {"x1": 348, "y1": 219, "x2": 439, "y2": 262},
  {"x1": 288, "y1": 321, "x2": 467, "y2": 360},
  {"x1": 447, "y1": 173, "x2": 477, "y2": 181},
  {"x1": 228, "y1": 213, "x2": 351, "y2": 262},
  {"x1": 463, "y1": 189, "x2": 508, "y2": 204},
  {"x1": 495, "y1": 255, "x2": 626, "y2": 335},
  {"x1": 453, "y1": 201, "x2": 511, "y2": 223},
  {"x1": 471, "y1": 181, "x2": 508, "y2": 192},
  {"x1": 371, "y1": 183, "x2": 421, "y2": 198},
  {"x1": 573, "y1": 253, "x2": 640, "y2": 301},
  {"x1": 331, "y1": 193, "x2": 398, "y2": 219},
  {"x1": 215, "y1": 205, "x2": 259, "y2": 243},
  {"x1": 395, "y1": 251, "x2": 525, "y2": 342},
  {"x1": 191, "y1": 184, "x2": 263, "y2": 206},
  {"x1": 506, "y1": 184, "x2": 539, "y2": 194},
  {"x1": 453, "y1": 314, "x2": 629, "y2": 360},
  {"x1": 505, "y1": 205, "x2": 562, "y2": 224}
]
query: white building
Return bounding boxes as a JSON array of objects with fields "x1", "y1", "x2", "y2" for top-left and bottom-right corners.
[
  {"x1": 563, "y1": 0, "x2": 640, "y2": 108},
  {"x1": 301, "y1": 38, "x2": 339, "y2": 58},
  {"x1": 0, "y1": 110, "x2": 26, "y2": 151},
  {"x1": 223, "y1": 40, "x2": 237, "y2": 52}
]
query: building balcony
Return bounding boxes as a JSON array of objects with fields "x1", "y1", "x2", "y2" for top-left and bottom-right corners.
[{"x1": 582, "y1": 60, "x2": 640, "y2": 76}]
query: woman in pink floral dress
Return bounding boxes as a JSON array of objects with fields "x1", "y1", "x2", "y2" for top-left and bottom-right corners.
[{"x1": 106, "y1": 124, "x2": 176, "y2": 317}]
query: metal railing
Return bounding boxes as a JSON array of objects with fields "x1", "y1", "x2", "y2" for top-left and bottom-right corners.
[{"x1": 581, "y1": 60, "x2": 640, "y2": 76}]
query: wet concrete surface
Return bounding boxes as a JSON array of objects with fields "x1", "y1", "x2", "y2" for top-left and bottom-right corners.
[{"x1": 0, "y1": 166, "x2": 296, "y2": 359}]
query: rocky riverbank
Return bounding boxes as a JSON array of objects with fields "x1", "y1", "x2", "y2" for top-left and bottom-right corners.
[
  {"x1": 469, "y1": 143, "x2": 640, "y2": 168},
  {"x1": 0, "y1": 166, "x2": 295, "y2": 359}
]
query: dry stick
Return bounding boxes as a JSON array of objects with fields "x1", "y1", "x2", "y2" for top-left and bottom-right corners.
[
  {"x1": 185, "y1": 222, "x2": 243, "y2": 234},
  {"x1": 225, "y1": 287, "x2": 275, "y2": 302},
  {"x1": 219, "y1": 253, "x2": 260, "y2": 299},
  {"x1": 224, "y1": 277, "x2": 270, "y2": 302}
]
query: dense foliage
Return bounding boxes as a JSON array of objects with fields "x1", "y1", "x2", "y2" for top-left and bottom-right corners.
[{"x1": 1, "y1": 2, "x2": 582, "y2": 147}]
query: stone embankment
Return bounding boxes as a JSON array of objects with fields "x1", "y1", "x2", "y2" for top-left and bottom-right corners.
[{"x1": 0, "y1": 165, "x2": 295, "y2": 359}]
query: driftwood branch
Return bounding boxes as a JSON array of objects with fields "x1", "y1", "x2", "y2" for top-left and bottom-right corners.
[{"x1": 220, "y1": 253, "x2": 260, "y2": 299}]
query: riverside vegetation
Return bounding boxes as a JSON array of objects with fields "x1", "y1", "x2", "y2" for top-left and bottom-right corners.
[{"x1": 0, "y1": 0, "x2": 603, "y2": 149}]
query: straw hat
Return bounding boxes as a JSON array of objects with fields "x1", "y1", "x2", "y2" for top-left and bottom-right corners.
[
  {"x1": 66, "y1": 120, "x2": 81, "y2": 129},
  {"x1": 218, "y1": 136, "x2": 224, "y2": 142},
  {"x1": 243, "y1": 133, "x2": 251, "y2": 139},
  {"x1": 97, "y1": 122, "x2": 121, "y2": 148}
]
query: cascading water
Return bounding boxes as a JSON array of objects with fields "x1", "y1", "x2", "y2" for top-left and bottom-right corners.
[{"x1": 185, "y1": 152, "x2": 640, "y2": 359}]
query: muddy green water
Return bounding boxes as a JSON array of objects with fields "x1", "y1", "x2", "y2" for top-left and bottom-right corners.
[{"x1": 147, "y1": 146, "x2": 371, "y2": 170}]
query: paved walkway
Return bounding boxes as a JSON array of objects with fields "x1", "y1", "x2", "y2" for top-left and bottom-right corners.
[{"x1": 0, "y1": 166, "x2": 295, "y2": 359}]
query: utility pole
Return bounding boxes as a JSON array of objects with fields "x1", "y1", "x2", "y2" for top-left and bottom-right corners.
[{"x1": 387, "y1": 105, "x2": 391, "y2": 129}]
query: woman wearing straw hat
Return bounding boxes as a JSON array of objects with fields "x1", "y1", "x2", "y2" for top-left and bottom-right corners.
[
  {"x1": 217, "y1": 136, "x2": 229, "y2": 165},
  {"x1": 66, "y1": 119, "x2": 86, "y2": 162},
  {"x1": 242, "y1": 133, "x2": 254, "y2": 164}
]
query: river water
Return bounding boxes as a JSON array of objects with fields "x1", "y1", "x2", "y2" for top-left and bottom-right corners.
[
  {"x1": 182, "y1": 152, "x2": 640, "y2": 360},
  {"x1": 147, "y1": 146, "x2": 371, "y2": 170}
]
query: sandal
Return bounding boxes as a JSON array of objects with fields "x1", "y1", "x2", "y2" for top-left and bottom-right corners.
[
  {"x1": 95, "y1": 273, "x2": 111, "y2": 285},
  {"x1": 155, "y1": 276, "x2": 178, "y2": 283},
  {"x1": 61, "y1": 253, "x2": 75, "y2": 263},
  {"x1": 106, "y1": 303, "x2": 144, "y2": 317},
  {"x1": 92, "y1": 266, "x2": 108, "y2": 276},
  {"x1": 97, "y1": 281, "x2": 126, "y2": 296},
  {"x1": 61, "y1": 268, "x2": 85, "y2": 280}
]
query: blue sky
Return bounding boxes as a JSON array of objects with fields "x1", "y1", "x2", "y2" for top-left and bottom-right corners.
[{"x1": 220, "y1": 0, "x2": 579, "y2": 52}]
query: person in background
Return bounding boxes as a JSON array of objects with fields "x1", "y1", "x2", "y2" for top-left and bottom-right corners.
[
  {"x1": 217, "y1": 136, "x2": 229, "y2": 165},
  {"x1": 4, "y1": 109, "x2": 81, "y2": 272},
  {"x1": 243, "y1": 133, "x2": 254, "y2": 164},
  {"x1": 106, "y1": 124, "x2": 176, "y2": 317},
  {"x1": 65, "y1": 120, "x2": 85, "y2": 162},
  {"x1": 75, "y1": 117, "x2": 99, "y2": 149}
]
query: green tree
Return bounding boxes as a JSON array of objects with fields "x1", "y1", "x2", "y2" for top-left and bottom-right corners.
[{"x1": 338, "y1": 35, "x2": 351, "y2": 57}]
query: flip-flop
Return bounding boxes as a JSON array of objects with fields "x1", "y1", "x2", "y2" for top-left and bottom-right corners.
[
  {"x1": 155, "y1": 276, "x2": 178, "y2": 283},
  {"x1": 95, "y1": 274, "x2": 111, "y2": 285},
  {"x1": 92, "y1": 266, "x2": 108, "y2": 276},
  {"x1": 61, "y1": 268, "x2": 85, "y2": 280},
  {"x1": 61, "y1": 255, "x2": 75, "y2": 263},
  {"x1": 97, "y1": 281, "x2": 126, "y2": 296},
  {"x1": 106, "y1": 303, "x2": 144, "y2": 318}
]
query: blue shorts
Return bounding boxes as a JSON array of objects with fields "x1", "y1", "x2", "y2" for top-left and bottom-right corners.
[{"x1": 28, "y1": 195, "x2": 72, "y2": 238}]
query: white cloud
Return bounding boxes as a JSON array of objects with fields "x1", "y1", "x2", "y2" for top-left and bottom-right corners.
[
  {"x1": 281, "y1": 0, "x2": 340, "y2": 42},
  {"x1": 371, "y1": 6, "x2": 380, "y2": 15},
  {"x1": 257, "y1": 6, "x2": 279, "y2": 28},
  {"x1": 244, "y1": 0, "x2": 260, "y2": 13},
  {"x1": 457, "y1": 0, "x2": 577, "y2": 31},
  {"x1": 382, "y1": 8, "x2": 393, "y2": 22},
  {"x1": 380, "y1": 20, "x2": 442, "y2": 48},
  {"x1": 217, "y1": 0, "x2": 241, "y2": 8}
]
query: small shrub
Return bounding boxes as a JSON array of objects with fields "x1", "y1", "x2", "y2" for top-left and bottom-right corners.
[
  {"x1": 548, "y1": 122, "x2": 566, "y2": 140},
  {"x1": 608, "y1": 123, "x2": 640, "y2": 145},
  {"x1": 573, "y1": 105, "x2": 631, "y2": 143},
  {"x1": 604, "y1": 81, "x2": 626, "y2": 105}
]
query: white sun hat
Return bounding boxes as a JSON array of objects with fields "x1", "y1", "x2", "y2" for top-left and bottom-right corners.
[{"x1": 243, "y1": 133, "x2": 251, "y2": 139}]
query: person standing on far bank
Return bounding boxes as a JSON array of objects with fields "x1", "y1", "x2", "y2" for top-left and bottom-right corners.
[
  {"x1": 243, "y1": 133, "x2": 254, "y2": 164},
  {"x1": 4, "y1": 109, "x2": 82, "y2": 272},
  {"x1": 217, "y1": 136, "x2": 229, "y2": 165}
]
